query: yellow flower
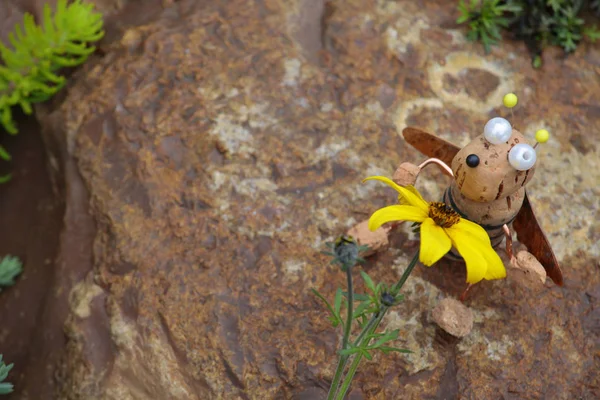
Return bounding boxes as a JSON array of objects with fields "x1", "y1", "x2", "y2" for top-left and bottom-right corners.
[{"x1": 364, "y1": 176, "x2": 506, "y2": 284}]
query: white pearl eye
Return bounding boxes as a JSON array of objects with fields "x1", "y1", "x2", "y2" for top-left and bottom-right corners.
[
  {"x1": 508, "y1": 143, "x2": 536, "y2": 171},
  {"x1": 484, "y1": 117, "x2": 512, "y2": 144}
]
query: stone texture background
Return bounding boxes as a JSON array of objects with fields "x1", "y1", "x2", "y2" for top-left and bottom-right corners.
[{"x1": 1, "y1": 0, "x2": 599, "y2": 399}]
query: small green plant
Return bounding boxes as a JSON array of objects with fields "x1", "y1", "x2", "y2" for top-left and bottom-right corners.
[
  {"x1": 0, "y1": 355, "x2": 14, "y2": 395},
  {"x1": 457, "y1": 0, "x2": 600, "y2": 67},
  {"x1": 0, "y1": 257, "x2": 21, "y2": 395},
  {"x1": 584, "y1": 25, "x2": 600, "y2": 42},
  {"x1": 0, "y1": 0, "x2": 104, "y2": 181},
  {"x1": 551, "y1": 5, "x2": 585, "y2": 52},
  {"x1": 0, "y1": 255, "x2": 22, "y2": 292},
  {"x1": 314, "y1": 236, "x2": 414, "y2": 399},
  {"x1": 457, "y1": 0, "x2": 523, "y2": 53}
]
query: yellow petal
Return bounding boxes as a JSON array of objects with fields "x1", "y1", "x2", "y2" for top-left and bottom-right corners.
[
  {"x1": 445, "y1": 227, "x2": 488, "y2": 284},
  {"x1": 447, "y1": 219, "x2": 491, "y2": 245},
  {"x1": 419, "y1": 218, "x2": 452, "y2": 266},
  {"x1": 405, "y1": 185, "x2": 427, "y2": 203},
  {"x1": 363, "y1": 176, "x2": 429, "y2": 211},
  {"x1": 481, "y1": 246, "x2": 506, "y2": 280},
  {"x1": 398, "y1": 185, "x2": 427, "y2": 206},
  {"x1": 368, "y1": 205, "x2": 428, "y2": 231}
]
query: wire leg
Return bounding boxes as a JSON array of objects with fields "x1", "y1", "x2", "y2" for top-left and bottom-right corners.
[
  {"x1": 459, "y1": 284, "x2": 473, "y2": 302},
  {"x1": 417, "y1": 158, "x2": 454, "y2": 177},
  {"x1": 503, "y1": 224, "x2": 515, "y2": 261}
]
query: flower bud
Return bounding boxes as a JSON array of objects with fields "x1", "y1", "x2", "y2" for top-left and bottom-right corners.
[{"x1": 333, "y1": 235, "x2": 360, "y2": 269}]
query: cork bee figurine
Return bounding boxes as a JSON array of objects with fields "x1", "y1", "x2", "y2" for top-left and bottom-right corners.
[{"x1": 353, "y1": 94, "x2": 563, "y2": 292}]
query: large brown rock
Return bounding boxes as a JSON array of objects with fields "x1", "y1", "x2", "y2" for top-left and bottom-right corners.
[{"x1": 12, "y1": 0, "x2": 600, "y2": 398}]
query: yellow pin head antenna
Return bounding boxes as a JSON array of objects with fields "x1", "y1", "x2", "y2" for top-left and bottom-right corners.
[
  {"x1": 502, "y1": 93, "x2": 550, "y2": 148},
  {"x1": 503, "y1": 92, "x2": 518, "y2": 121},
  {"x1": 534, "y1": 129, "x2": 549, "y2": 148}
]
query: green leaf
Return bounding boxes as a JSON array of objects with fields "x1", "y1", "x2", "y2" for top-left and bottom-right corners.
[
  {"x1": 362, "y1": 348, "x2": 372, "y2": 360},
  {"x1": 334, "y1": 288, "x2": 343, "y2": 316},
  {"x1": 371, "y1": 329, "x2": 400, "y2": 348},
  {"x1": 0, "y1": 145, "x2": 11, "y2": 161},
  {"x1": 0, "y1": 354, "x2": 14, "y2": 394},
  {"x1": 342, "y1": 291, "x2": 370, "y2": 302},
  {"x1": 495, "y1": 17, "x2": 509, "y2": 28},
  {"x1": 339, "y1": 347, "x2": 362, "y2": 357},
  {"x1": 360, "y1": 271, "x2": 376, "y2": 294},
  {"x1": 547, "y1": 0, "x2": 562, "y2": 13},
  {"x1": 378, "y1": 346, "x2": 412, "y2": 354},
  {"x1": 311, "y1": 288, "x2": 342, "y2": 328},
  {"x1": 358, "y1": 314, "x2": 368, "y2": 328},
  {"x1": 456, "y1": 14, "x2": 470, "y2": 24},
  {"x1": 352, "y1": 300, "x2": 373, "y2": 319},
  {"x1": 584, "y1": 25, "x2": 600, "y2": 42},
  {"x1": 500, "y1": 3, "x2": 522, "y2": 14},
  {"x1": 0, "y1": 255, "x2": 23, "y2": 291}
]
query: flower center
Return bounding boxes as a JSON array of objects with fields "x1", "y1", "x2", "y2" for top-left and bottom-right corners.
[{"x1": 428, "y1": 202, "x2": 460, "y2": 228}]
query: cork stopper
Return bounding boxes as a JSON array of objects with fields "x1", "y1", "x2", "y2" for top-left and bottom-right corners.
[
  {"x1": 507, "y1": 250, "x2": 547, "y2": 290},
  {"x1": 431, "y1": 298, "x2": 474, "y2": 337},
  {"x1": 346, "y1": 220, "x2": 391, "y2": 257},
  {"x1": 392, "y1": 162, "x2": 420, "y2": 187}
]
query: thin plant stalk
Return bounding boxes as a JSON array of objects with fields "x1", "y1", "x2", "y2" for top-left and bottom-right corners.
[
  {"x1": 334, "y1": 310, "x2": 387, "y2": 400},
  {"x1": 392, "y1": 251, "x2": 420, "y2": 294},
  {"x1": 342, "y1": 266, "x2": 354, "y2": 349},
  {"x1": 332, "y1": 250, "x2": 420, "y2": 400},
  {"x1": 326, "y1": 265, "x2": 354, "y2": 400},
  {"x1": 326, "y1": 355, "x2": 348, "y2": 400}
]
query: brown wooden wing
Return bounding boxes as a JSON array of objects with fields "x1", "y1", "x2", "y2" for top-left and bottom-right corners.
[
  {"x1": 512, "y1": 192, "x2": 564, "y2": 286},
  {"x1": 402, "y1": 127, "x2": 461, "y2": 166}
]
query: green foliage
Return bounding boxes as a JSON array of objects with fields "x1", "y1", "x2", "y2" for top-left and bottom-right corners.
[
  {"x1": 0, "y1": 255, "x2": 22, "y2": 292},
  {"x1": 550, "y1": 5, "x2": 584, "y2": 52},
  {"x1": 584, "y1": 25, "x2": 600, "y2": 42},
  {"x1": 351, "y1": 271, "x2": 404, "y2": 325},
  {"x1": 0, "y1": 355, "x2": 14, "y2": 395},
  {"x1": 315, "y1": 239, "x2": 420, "y2": 399},
  {"x1": 457, "y1": 0, "x2": 600, "y2": 67},
  {"x1": 457, "y1": 0, "x2": 523, "y2": 53},
  {"x1": 338, "y1": 330, "x2": 412, "y2": 360},
  {"x1": 312, "y1": 268, "x2": 409, "y2": 363},
  {"x1": 0, "y1": 0, "x2": 104, "y2": 181},
  {"x1": 312, "y1": 288, "x2": 345, "y2": 328}
]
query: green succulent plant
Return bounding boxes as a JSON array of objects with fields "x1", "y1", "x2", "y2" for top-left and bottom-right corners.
[
  {"x1": 0, "y1": 0, "x2": 104, "y2": 182},
  {"x1": 0, "y1": 255, "x2": 22, "y2": 292},
  {"x1": 0, "y1": 355, "x2": 14, "y2": 395}
]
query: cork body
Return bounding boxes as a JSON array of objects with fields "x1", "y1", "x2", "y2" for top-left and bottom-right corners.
[
  {"x1": 444, "y1": 183, "x2": 525, "y2": 247},
  {"x1": 445, "y1": 128, "x2": 536, "y2": 247},
  {"x1": 450, "y1": 129, "x2": 536, "y2": 203}
]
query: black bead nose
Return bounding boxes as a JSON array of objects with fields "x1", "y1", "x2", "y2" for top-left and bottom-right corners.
[{"x1": 466, "y1": 154, "x2": 480, "y2": 168}]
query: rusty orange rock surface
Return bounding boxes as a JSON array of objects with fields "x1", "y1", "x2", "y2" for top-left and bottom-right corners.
[{"x1": 2, "y1": 0, "x2": 598, "y2": 398}]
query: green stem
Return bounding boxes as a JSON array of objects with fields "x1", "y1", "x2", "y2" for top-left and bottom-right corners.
[
  {"x1": 392, "y1": 250, "x2": 420, "y2": 294},
  {"x1": 326, "y1": 355, "x2": 348, "y2": 400},
  {"x1": 334, "y1": 250, "x2": 420, "y2": 400},
  {"x1": 334, "y1": 310, "x2": 387, "y2": 400},
  {"x1": 328, "y1": 309, "x2": 380, "y2": 399},
  {"x1": 352, "y1": 314, "x2": 377, "y2": 347},
  {"x1": 326, "y1": 266, "x2": 354, "y2": 400},
  {"x1": 342, "y1": 267, "x2": 354, "y2": 349}
]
